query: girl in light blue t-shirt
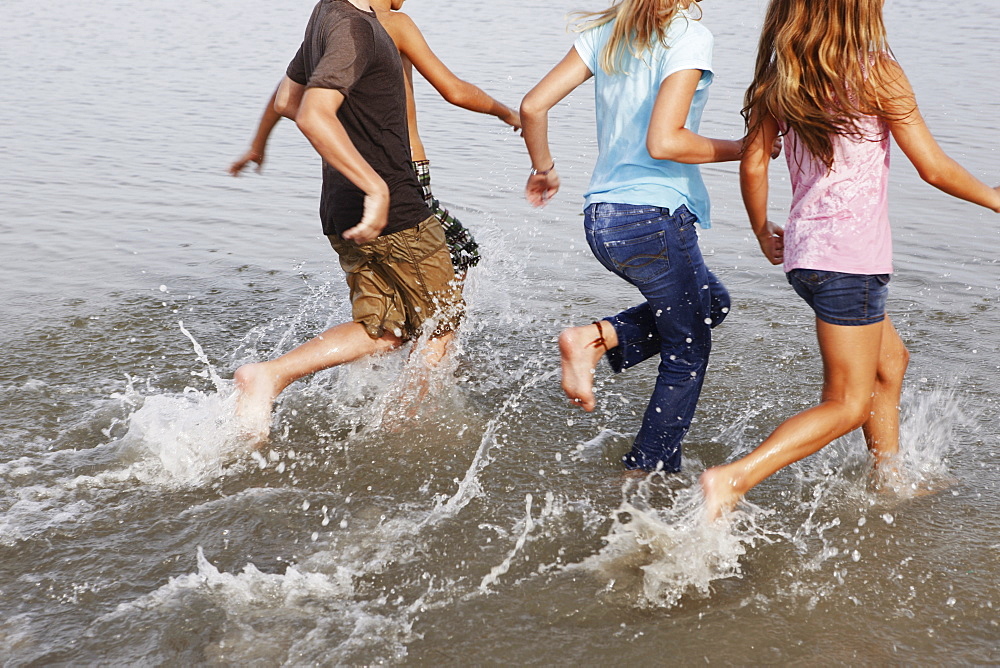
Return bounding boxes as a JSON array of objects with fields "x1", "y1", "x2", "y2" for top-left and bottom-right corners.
[{"x1": 520, "y1": 0, "x2": 744, "y2": 472}]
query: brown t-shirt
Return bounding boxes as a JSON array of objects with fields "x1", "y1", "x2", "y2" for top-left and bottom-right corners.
[{"x1": 286, "y1": 0, "x2": 431, "y2": 238}]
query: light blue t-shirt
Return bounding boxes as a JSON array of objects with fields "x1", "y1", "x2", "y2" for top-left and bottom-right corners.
[{"x1": 574, "y1": 12, "x2": 715, "y2": 227}]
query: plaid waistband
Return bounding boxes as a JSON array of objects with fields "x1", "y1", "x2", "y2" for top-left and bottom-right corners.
[{"x1": 411, "y1": 160, "x2": 431, "y2": 188}]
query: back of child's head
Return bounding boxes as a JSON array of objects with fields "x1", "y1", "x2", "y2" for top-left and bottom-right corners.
[
  {"x1": 743, "y1": 0, "x2": 900, "y2": 170},
  {"x1": 571, "y1": 0, "x2": 702, "y2": 74}
]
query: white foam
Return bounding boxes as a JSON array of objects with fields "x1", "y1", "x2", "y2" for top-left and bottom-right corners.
[
  {"x1": 95, "y1": 547, "x2": 416, "y2": 664},
  {"x1": 95, "y1": 385, "x2": 246, "y2": 487},
  {"x1": 577, "y1": 478, "x2": 775, "y2": 609},
  {"x1": 0, "y1": 486, "x2": 96, "y2": 546}
]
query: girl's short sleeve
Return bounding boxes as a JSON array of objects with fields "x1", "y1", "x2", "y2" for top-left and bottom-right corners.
[
  {"x1": 574, "y1": 28, "x2": 599, "y2": 74},
  {"x1": 658, "y1": 21, "x2": 714, "y2": 89}
]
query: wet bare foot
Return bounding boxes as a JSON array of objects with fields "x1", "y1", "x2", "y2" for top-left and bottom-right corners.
[
  {"x1": 558, "y1": 323, "x2": 609, "y2": 412},
  {"x1": 872, "y1": 466, "x2": 958, "y2": 498},
  {"x1": 700, "y1": 468, "x2": 742, "y2": 521},
  {"x1": 233, "y1": 362, "x2": 280, "y2": 445}
]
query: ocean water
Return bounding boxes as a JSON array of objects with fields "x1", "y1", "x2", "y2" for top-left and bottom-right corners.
[{"x1": 1, "y1": 0, "x2": 999, "y2": 664}]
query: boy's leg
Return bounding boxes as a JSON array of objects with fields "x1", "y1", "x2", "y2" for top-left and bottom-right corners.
[
  {"x1": 235, "y1": 232, "x2": 412, "y2": 436},
  {"x1": 380, "y1": 216, "x2": 465, "y2": 337},
  {"x1": 235, "y1": 323, "x2": 404, "y2": 434}
]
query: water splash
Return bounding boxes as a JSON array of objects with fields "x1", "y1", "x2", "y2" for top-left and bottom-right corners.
[
  {"x1": 88, "y1": 547, "x2": 417, "y2": 665},
  {"x1": 578, "y1": 476, "x2": 777, "y2": 609}
]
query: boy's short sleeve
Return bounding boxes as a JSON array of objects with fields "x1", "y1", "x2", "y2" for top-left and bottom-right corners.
[
  {"x1": 573, "y1": 28, "x2": 599, "y2": 74},
  {"x1": 286, "y1": 43, "x2": 308, "y2": 86},
  {"x1": 658, "y1": 22, "x2": 714, "y2": 89},
  {"x1": 288, "y1": 16, "x2": 375, "y2": 95}
]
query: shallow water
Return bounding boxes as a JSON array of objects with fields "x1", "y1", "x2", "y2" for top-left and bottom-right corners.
[{"x1": 2, "y1": 0, "x2": 999, "y2": 664}]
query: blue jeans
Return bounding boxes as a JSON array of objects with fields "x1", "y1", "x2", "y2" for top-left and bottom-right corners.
[{"x1": 584, "y1": 203, "x2": 730, "y2": 471}]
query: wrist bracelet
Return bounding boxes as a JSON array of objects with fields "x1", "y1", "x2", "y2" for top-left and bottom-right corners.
[{"x1": 529, "y1": 162, "x2": 555, "y2": 177}]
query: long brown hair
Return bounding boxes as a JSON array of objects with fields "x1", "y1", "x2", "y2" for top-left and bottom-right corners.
[
  {"x1": 572, "y1": 0, "x2": 701, "y2": 75},
  {"x1": 743, "y1": 0, "x2": 906, "y2": 170}
]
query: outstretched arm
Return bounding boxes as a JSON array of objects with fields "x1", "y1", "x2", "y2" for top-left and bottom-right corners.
[
  {"x1": 740, "y1": 110, "x2": 784, "y2": 265},
  {"x1": 880, "y1": 60, "x2": 1000, "y2": 212},
  {"x1": 228, "y1": 78, "x2": 305, "y2": 176},
  {"x1": 229, "y1": 88, "x2": 281, "y2": 176},
  {"x1": 295, "y1": 87, "x2": 389, "y2": 243},
  {"x1": 647, "y1": 69, "x2": 743, "y2": 164},
  {"x1": 391, "y1": 13, "x2": 520, "y2": 130},
  {"x1": 229, "y1": 78, "x2": 305, "y2": 176},
  {"x1": 520, "y1": 47, "x2": 593, "y2": 207}
]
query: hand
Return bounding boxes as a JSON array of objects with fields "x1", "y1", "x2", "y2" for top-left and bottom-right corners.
[
  {"x1": 342, "y1": 190, "x2": 389, "y2": 244},
  {"x1": 755, "y1": 221, "x2": 784, "y2": 265},
  {"x1": 993, "y1": 186, "x2": 1000, "y2": 213},
  {"x1": 501, "y1": 108, "x2": 523, "y2": 134},
  {"x1": 525, "y1": 169, "x2": 560, "y2": 207},
  {"x1": 229, "y1": 149, "x2": 264, "y2": 176},
  {"x1": 770, "y1": 135, "x2": 783, "y2": 160}
]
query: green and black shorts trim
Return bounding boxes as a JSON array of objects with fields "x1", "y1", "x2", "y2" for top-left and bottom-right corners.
[{"x1": 412, "y1": 160, "x2": 481, "y2": 274}]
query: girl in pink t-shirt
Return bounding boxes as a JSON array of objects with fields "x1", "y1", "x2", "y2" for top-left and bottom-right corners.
[{"x1": 701, "y1": 0, "x2": 1000, "y2": 519}]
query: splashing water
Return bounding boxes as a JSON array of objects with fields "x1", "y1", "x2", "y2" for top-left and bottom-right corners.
[
  {"x1": 577, "y1": 476, "x2": 777, "y2": 609},
  {"x1": 90, "y1": 547, "x2": 418, "y2": 665}
]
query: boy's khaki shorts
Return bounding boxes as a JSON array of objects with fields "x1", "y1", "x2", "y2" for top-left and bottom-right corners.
[{"x1": 328, "y1": 215, "x2": 464, "y2": 340}]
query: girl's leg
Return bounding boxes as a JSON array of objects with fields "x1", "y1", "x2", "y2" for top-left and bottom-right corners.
[
  {"x1": 700, "y1": 318, "x2": 885, "y2": 518},
  {"x1": 861, "y1": 316, "x2": 909, "y2": 470},
  {"x1": 559, "y1": 320, "x2": 620, "y2": 412},
  {"x1": 621, "y1": 228, "x2": 722, "y2": 471}
]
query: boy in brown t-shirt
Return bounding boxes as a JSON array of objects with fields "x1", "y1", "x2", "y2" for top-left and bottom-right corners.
[
  {"x1": 232, "y1": 0, "x2": 462, "y2": 439},
  {"x1": 230, "y1": 0, "x2": 521, "y2": 276}
]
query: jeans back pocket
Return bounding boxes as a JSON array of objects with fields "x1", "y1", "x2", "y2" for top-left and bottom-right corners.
[{"x1": 603, "y1": 230, "x2": 670, "y2": 283}]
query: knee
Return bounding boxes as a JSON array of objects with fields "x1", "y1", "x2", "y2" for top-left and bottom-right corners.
[
  {"x1": 877, "y1": 345, "x2": 910, "y2": 388},
  {"x1": 375, "y1": 331, "x2": 406, "y2": 353},
  {"x1": 837, "y1": 397, "x2": 875, "y2": 432}
]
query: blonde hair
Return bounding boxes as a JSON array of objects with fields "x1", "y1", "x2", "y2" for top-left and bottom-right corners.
[
  {"x1": 572, "y1": 0, "x2": 701, "y2": 74},
  {"x1": 743, "y1": 0, "x2": 907, "y2": 171}
]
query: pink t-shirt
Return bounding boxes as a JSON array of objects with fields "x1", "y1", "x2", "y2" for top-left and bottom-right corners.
[{"x1": 782, "y1": 115, "x2": 893, "y2": 275}]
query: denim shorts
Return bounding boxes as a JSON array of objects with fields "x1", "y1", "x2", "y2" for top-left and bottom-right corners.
[{"x1": 786, "y1": 269, "x2": 890, "y2": 326}]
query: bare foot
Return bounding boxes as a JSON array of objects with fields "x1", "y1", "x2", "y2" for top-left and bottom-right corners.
[
  {"x1": 233, "y1": 362, "x2": 280, "y2": 445},
  {"x1": 558, "y1": 323, "x2": 609, "y2": 412},
  {"x1": 699, "y1": 467, "x2": 742, "y2": 521},
  {"x1": 872, "y1": 466, "x2": 958, "y2": 499}
]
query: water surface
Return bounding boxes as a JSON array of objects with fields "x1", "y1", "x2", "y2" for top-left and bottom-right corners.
[{"x1": 1, "y1": 0, "x2": 999, "y2": 664}]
